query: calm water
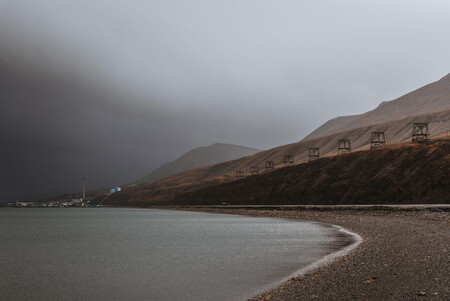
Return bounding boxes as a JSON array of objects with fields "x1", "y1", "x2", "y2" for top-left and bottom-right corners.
[{"x1": 0, "y1": 208, "x2": 352, "y2": 301}]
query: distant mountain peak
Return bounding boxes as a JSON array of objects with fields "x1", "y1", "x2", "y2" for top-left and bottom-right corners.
[{"x1": 136, "y1": 143, "x2": 261, "y2": 184}]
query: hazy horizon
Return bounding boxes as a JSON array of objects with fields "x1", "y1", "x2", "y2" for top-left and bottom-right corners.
[{"x1": 2, "y1": 0, "x2": 450, "y2": 201}]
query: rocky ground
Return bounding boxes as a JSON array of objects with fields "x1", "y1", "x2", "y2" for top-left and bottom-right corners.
[{"x1": 175, "y1": 208, "x2": 450, "y2": 301}]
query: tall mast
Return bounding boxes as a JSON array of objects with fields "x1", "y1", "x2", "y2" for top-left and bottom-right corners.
[{"x1": 82, "y1": 176, "x2": 86, "y2": 200}]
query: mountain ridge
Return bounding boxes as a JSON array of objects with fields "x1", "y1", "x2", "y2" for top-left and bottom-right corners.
[
  {"x1": 304, "y1": 73, "x2": 450, "y2": 140},
  {"x1": 151, "y1": 107, "x2": 450, "y2": 188},
  {"x1": 137, "y1": 143, "x2": 261, "y2": 184}
]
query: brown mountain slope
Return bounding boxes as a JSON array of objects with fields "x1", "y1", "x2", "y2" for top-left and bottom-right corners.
[
  {"x1": 151, "y1": 108, "x2": 450, "y2": 188},
  {"x1": 172, "y1": 141, "x2": 450, "y2": 205},
  {"x1": 304, "y1": 73, "x2": 450, "y2": 140},
  {"x1": 101, "y1": 140, "x2": 450, "y2": 206}
]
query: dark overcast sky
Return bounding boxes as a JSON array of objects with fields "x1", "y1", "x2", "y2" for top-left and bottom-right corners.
[{"x1": 1, "y1": 0, "x2": 450, "y2": 201}]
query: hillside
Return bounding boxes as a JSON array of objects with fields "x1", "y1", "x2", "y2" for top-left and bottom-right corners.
[
  {"x1": 101, "y1": 140, "x2": 450, "y2": 206},
  {"x1": 148, "y1": 108, "x2": 450, "y2": 188},
  {"x1": 173, "y1": 141, "x2": 450, "y2": 205},
  {"x1": 136, "y1": 143, "x2": 260, "y2": 184},
  {"x1": 304, "y1": 73, "x2": 450, "y2": 140}
]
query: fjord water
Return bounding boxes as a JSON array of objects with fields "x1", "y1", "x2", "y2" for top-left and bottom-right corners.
[{"x1": 0, "y1": 208, "x2": 352, "y2": 301}]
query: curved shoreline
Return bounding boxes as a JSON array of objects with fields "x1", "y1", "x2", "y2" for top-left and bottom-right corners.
[
  {"x1": 174, "y1": 207, "x2": 450, "y2": 301},
  {"x1": 250, "y1": 222, "x2": 362, "y2": 300}
]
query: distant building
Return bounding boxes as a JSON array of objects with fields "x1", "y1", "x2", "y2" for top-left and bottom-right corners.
[
  {"x1": 15, "y1": 201, "x2": 35, "y2": 207},
  {"x1": 110, "y1": 187, "x2": 122, "y2": 193}
]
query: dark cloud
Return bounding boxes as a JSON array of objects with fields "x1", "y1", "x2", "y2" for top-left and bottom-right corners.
[{"x1": 0, "y1": 59, "x2": 187, "y2": 200}]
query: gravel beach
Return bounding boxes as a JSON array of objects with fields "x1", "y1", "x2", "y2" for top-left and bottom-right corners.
[{"x1": 175, "y1": 208, "x2": 450, "y2": 301}]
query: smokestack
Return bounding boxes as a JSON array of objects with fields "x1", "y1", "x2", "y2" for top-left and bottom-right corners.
[{"x1": 82, "y1": 177, "x2": 86, "y2": 200}]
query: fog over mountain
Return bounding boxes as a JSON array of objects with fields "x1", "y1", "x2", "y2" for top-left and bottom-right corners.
[
  {"x1": 137, "y1": 143, "x2": 261, "y2": 184},
  {"x1": 1, "y1": 0, "x2": 450, "y2": 201}
]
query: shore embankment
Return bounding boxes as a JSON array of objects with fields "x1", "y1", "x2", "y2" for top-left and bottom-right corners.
[
  {"x1": 174, "y1": 207, "x2": 450, "y2": 300},
  {"x1": 171, "y1": 141, "x2": 450, "y2": 206}
]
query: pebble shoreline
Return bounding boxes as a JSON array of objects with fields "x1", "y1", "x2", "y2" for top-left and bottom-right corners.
[{"x1": 175, "y1": 208, "x2": 450, "y2": 301}]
